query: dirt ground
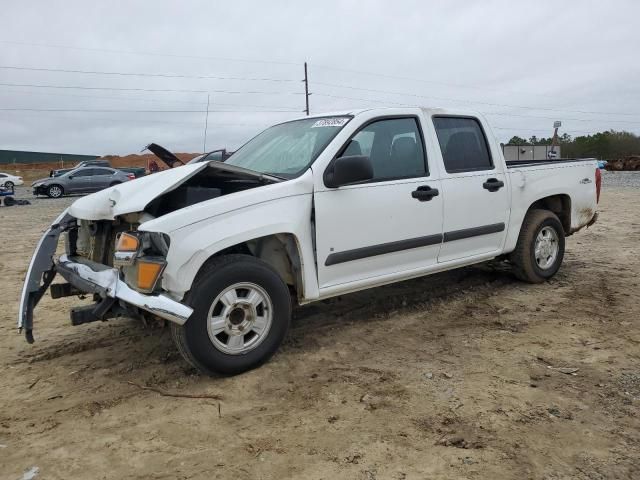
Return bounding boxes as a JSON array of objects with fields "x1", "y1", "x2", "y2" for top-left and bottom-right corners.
[{"x1": 1, "y1": 175, "x2": 638, "y2": 480}]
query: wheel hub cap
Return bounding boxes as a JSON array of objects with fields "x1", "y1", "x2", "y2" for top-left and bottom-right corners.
[
  {"x1": 534, "y1": 226, "x2": 559, "y2": 270},
  {"x1": 206, "y1": 282, "x2": 273, "y2": 355}
]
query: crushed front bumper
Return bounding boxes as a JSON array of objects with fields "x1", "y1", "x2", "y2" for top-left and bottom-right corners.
[
  {"x1": 55, "y1": 254, "x2": 192, "y2": 326},
  {"x1": 18, "y1": 211, "x2": 192, "y2": 342}
]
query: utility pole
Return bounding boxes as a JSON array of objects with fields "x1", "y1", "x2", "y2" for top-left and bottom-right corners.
[
  {"x1": 303, "y1": 62, "x2": 310, "y2": 116},
  {"x1": 203, "y1": 94, "x2": 210, "y2": 153},
  {"x1": 549, "y1": 120, "x2": 561, "y2": 159}
]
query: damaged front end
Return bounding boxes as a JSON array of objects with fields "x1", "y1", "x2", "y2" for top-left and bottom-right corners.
[
  {"x1": 18, "y1": 157, "x2": 283, "y2": 342},
  {"x1": 18, "y1": 212, "x2": 193, "y2": 343}
]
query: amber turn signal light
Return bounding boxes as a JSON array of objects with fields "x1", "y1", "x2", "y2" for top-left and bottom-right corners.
[
  {"x1": 136, "y1": 259, "x2": 166, "y2": 292},
  {"x1": 115, "y1": 232, "x2": 140, "y2": 252}
]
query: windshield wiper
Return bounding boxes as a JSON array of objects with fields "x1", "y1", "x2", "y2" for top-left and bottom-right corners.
[{"x1": 263, "y1": 172, "x2": 289, "y2": 181}]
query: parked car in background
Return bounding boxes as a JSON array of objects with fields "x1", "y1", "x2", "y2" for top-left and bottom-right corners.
[
  {"x1": 187, "y1": 149, "x2": 234, "y2": 164},
  {"x1": 0, "y1": 172, "x2": 24, "y2": 188},
  {"x1": 33, "y1": 166, "x2": 134, "y2": 198},
  {"x1": 50, "y1": 160, "x2": 146, "y2": 178}
]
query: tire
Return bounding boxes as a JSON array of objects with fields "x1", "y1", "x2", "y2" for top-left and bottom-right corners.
[
  {"x1": 3, "y1": 196, "x2": 15, "y2": 206},
  {"x1": 171, "y1": 254, "x2": 291, "y2": 376},
  {"x1": 510, "y1": 209, "x2": 565, "y2": 283},
  {"x1": 109, "y1": 181, "x2": 121, "y2": 187},
  {"x1": 46, "y1": 184, "x2": 64, "y2": 198},
  {"x1": 4, "y1": 181, "x2": 14, "y2": 188}
]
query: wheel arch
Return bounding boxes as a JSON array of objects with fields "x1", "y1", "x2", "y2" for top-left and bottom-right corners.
[
  {"x1": 526, "y1": 193, "x2": 571, "y2": 234},
  {"x1": 205, "y1": 233, "x2": 305, "y2": 299}
]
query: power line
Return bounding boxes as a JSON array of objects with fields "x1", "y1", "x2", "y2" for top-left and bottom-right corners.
[
  {"x1": 484, "y1": 111, "x2": 640, "y2": 126},
  {"x1": 0, "y1": 40, "x2": 300, "y2": 66},
  {"x1": 311, "y1": 63, "x2": 563, "y2": 100},
  {"x1": 1, "y1": 88, "x2": 303, "y2": 110},
  {"x1": 492, "y1": 126, "x2": 605, "y2": 136},
  {"x1": 0, "y1": 109, "x2": 272, "y2": 127},
  {"x1": 0, "y1": 108, "x2": 299, "y2": 113},
  {"x1": 0, "y1": 82, "x2": 206, "y2": 94},
  {"x1": 314, "y1": 81, "x2": 640, "y2": 118},
  {"x1": 314, "y1": 92, "x2": 640, "y2": 127},
  {"x1": 0, "y1": 65, "x2": 298, "y2": 83},
  {"x1": 0, "y1": 82, "x2": 304, "y2": 95},
  {"x1": 314, "y1": 92, "x2": 411, "y2": 107}
]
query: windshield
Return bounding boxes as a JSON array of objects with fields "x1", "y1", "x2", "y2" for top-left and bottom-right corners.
[{"x1": 225, "y1": 116, "x2": 351, "y2": 177}]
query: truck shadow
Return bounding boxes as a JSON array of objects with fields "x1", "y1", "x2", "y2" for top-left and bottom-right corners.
[
  {"x1": 15, "y1": 261, "x2": 516, "y2": 377},
  {"x1": 290, "y1": 261, "x2": 514, "y2": 332}
]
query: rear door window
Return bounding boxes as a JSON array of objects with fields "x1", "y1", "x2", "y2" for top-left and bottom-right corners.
[
  {"x1": 93, "y1": 168, "x2": 113, "y2": 175},
  {"x1": 433, "y1": 117, "x2": 493, "y2": 173}
]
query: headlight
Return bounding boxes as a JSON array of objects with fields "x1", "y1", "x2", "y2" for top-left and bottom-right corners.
[
  {"x1": 114, "y1": 231, "x2": 169, "y2": 293},
  {"x1": 113, "y1": 232, "x2": 140, "y2": 266}
]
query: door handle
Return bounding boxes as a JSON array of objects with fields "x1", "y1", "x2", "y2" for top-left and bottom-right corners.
[
  {"x1": 411, "y1": 185, "x2": 439, "y2": 201},
  {"x1": 483, "y1": 178, "x2": 504, "y2": 192}
]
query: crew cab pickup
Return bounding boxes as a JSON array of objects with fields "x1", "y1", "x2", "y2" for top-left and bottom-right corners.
[{"x1": 18, "y1": 108, "x2": 600, "y2": 375}]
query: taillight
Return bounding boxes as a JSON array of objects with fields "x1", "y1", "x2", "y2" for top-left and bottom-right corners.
[
  {"x1": 127, "y1": 173, "x2": 135, "y2": 180},
  {"x1": 595, "y1": 167, "x2": 602, "y2": 203}
]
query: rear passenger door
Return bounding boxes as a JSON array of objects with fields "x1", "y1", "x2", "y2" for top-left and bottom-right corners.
[
  {"x1": 67, "y1": 168, "x2": 96, "y2": 193},
  {"x1": 90, "y1": 168, "x2": 116, "y2": 191},
  {"x1": 432, "y1": 116, "x2": 509, "y2": 263}
]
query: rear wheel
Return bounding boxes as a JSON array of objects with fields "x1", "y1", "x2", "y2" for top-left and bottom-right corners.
[
  {"x1": 171, "y1": 254, "x2": 291, "y2": 375},
  {"x1": 510, "y1": 209, "x2": 565, "y2": 283},
  {"x1": 46, "y1": 184, "x2": 64, "y2": 198},
  {"x1": 109, "y1": 181, "x2": 121, "y2": 187},
  {"x1": 4, "y1": 181, "x2": 14, "y2": 188}
]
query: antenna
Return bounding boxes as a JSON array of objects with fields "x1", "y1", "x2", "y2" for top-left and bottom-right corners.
[{"x1": 203, "y1": 94, "x2": 210, "y2": 153}]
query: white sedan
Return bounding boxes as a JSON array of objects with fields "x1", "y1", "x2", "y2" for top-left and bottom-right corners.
[{"x1": 0, "y1": 172, "x2": 24, "y2": 188}]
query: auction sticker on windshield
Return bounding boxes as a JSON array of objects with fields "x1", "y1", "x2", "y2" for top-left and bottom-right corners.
[{"x1": 311, "y1": 118, "x2": 350, "y2": 128}]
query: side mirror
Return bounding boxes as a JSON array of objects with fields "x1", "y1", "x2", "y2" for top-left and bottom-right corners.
[
  {"x1": 68, "y1": 176, "x2": 74, "y2": 179},
  {"x1": 323, "y1": 155, "x2": 373, "y2": 188}
]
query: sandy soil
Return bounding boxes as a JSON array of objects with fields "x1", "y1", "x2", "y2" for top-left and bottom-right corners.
[{"x1": 0, "y1": 179, "x2": 638, "y2": 479}]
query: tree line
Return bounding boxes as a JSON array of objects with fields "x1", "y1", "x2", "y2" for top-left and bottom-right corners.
[{"x1": 505, "y1": 130, "x2": 640, "y2": 160}]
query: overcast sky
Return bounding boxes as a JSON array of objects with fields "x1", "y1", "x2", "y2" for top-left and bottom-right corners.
[{"x1": 0, "y1": 0, "x2": 638, "y2": 155}]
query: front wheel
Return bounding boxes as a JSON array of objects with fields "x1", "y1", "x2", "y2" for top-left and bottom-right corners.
[
  {"x1": 46, "y1": 184, "x2": 64, "y2": 198},
  {"x1": 171, "y1": 254, "x2": 291, "y2": 375},
  {"x1": 510, "y1": 209, "x2": 565, "y2": 283}
]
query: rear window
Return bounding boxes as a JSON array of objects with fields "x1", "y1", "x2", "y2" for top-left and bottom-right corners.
[{"x1": 433, "y1": 117, "x2": 493, "y2": 173}]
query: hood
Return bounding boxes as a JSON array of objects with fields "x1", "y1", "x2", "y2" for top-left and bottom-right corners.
[
  {"x1": 32, "y1": 176, "x2": 55, "y2": 186},
  {"x1": 67, "y1": 161, "x2": 283, "y2": 221},
  {"x1": 69, "y1": 163, "x2": 208, "y2": 220},
  {"x1": 146, "y1": 143, "x2": 185, "y2": 168}
]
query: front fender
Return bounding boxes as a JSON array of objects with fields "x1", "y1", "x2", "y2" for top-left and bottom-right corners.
[{"x1": 158, "y1": 193, "x2": 318, "y2": 301}]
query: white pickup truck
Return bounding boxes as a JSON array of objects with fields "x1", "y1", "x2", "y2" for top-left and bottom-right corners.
[{"x1": 19, "y1": 107, "x2": 601, "y2": 375}]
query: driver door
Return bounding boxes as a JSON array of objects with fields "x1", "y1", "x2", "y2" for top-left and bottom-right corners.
[{"x1": 314, "y1": 116, "x2": 444, "y2": 290}]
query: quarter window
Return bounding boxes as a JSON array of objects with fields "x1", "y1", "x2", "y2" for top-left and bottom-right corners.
[
  {"x1": 342, "y1": 117, "x2": 427, "y2": 181},
  {"x1": 433, "y1": 117, "x2": 493, "y2": 173}
]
